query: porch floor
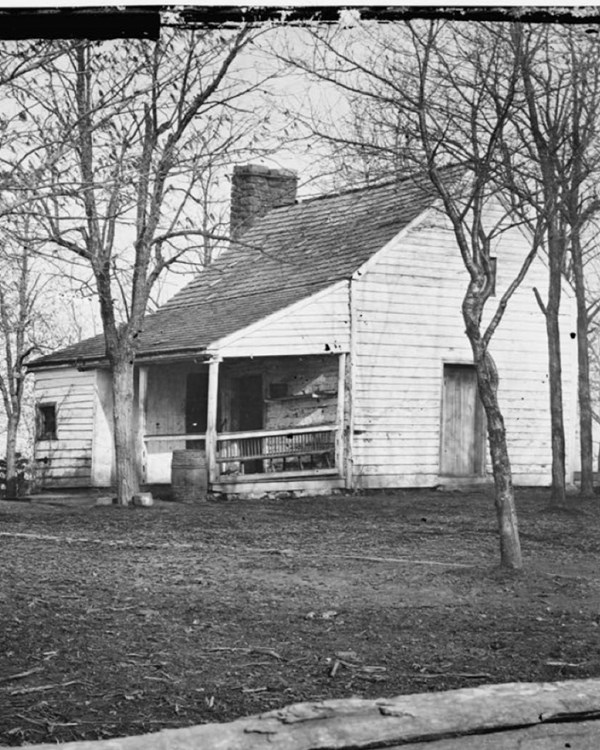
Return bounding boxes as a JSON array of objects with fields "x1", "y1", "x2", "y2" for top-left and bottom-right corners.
[{"x1": 212, "y1": 470, "x2": 344, "y2": 497}]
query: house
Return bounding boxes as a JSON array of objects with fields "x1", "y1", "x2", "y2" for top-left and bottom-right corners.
[{"x1": 28, "y1": 165, "x2": 578, "y2": 497}]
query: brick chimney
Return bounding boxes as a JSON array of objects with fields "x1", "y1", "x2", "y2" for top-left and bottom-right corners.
[{"x1": 230, "y1": 164, "x2": 298, "y2": 240}]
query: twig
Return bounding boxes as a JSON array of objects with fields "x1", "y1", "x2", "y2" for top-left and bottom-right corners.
[
  {"x1": 0, "y1": 666, "x2": 43, "y2": 684},
  {"x1": 411, "y1": 672, "x2": 491, "y2": 679},
  {"x1": 10, "y1": 680, "x2": 80, "y2": 695},
  {"x1": 329, "y1": 659, "x2": 341, "y2": 678},
  {"x1": 15, "y1": 713, "x2": 47, "y2": 727},
  {"x1": 199, "y1": 647, "x2": 283, "y2": 660},
  {"x1": 247, "y1": 547, "x2": 473, "y2": 569}
]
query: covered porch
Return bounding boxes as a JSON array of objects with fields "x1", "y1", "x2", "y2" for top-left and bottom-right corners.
[{"x1": 136, "y1": 353, "x2": 348, "y2": 496}]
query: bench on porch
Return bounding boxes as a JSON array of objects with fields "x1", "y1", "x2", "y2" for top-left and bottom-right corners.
[{"x1": 216, "y1": 425, "x2": 337, "y2": 475}]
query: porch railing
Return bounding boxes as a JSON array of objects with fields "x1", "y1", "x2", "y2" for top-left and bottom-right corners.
[
  {"x1": 216, "y1": 425, "x2": 337, "y2": 476},
  {"x1": 143, "y1": 424, "x2": 340, "y2": 481}
]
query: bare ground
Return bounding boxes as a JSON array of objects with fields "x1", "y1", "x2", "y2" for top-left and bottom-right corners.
[{"x1": 2, "y1": 487, "x2": 600, "y2": 746}]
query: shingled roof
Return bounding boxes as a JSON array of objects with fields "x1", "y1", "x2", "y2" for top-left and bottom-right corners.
[{"x1": 30, "y1": 173, "x2": 437, "y2": 369}]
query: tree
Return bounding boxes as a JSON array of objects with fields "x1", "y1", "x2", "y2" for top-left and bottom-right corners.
[
  {"x1": 14, "y1": 28, "x2": 274, "y2": 504},
  {"x1": 0, "y1": 41, "x2": 79, "y2": 497},
  {"x1": 494, "y1": 25, "x2": 600, "y2": 502},
  {"x1": 0, "y1": 225, "x2": 69, "y2": 497},
  {"x1": 284, "y1": 19, "x2": 553, "y2": 568}
]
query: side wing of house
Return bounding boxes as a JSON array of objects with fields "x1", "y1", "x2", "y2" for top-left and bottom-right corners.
[
  {"x1": 350, "y1": 207, "x2": 577, "y2": 489},
  {"x1": 33, "y1": 367, "x2": 96, "y2": 487},
  {"x1": 33, "y1": 367, "x2": 115, "y2": 488}
]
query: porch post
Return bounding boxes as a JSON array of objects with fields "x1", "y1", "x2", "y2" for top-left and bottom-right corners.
[
  {"x1": 137, "y1": 366, "x2": 148, "y2": 484},
  {"x1": 206, "y1": 359, "x2": 220, "y2": 485},
  {"x1": 336, "y1": 353, "x2": 346, "y2": 476}
]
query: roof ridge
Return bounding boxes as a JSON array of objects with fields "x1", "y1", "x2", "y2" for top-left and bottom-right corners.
[{"x1": 282, "y1": 171, "x2": 426, "y2": 209}]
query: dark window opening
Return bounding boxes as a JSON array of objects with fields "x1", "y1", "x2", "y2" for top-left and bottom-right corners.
[{"x1": 37, "y1": 403, "x2": 57, "y2": 441}]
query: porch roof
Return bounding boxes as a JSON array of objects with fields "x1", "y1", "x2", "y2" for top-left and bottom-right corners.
[{"x1": 29, "y1": 173, "x2": 437, "y2": 370}]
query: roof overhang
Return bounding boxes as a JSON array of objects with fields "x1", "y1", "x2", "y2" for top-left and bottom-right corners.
[{"x1": 27, "y1": 346, "x2": 211, "y2": 373}]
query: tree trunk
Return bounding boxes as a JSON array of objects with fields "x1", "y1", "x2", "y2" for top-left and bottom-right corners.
[
  {"x1": 463, "y1": 290, "x2": 522, "y2": 570},
  {"x1": 4, "y1": 413, "x2": 18, "y2": 498},
  {"x1": 546, "y1": 303, "x2": 567, "y2": 504},
  {"x1": 111, "y1": 356, "x2": 139, "y2": 505},
  {"x1": 475, "y1": 351, "x2": 523, "y2": 570},
  {"x1": 571, "y1": 236, "x2": 594, "y2": 497}
]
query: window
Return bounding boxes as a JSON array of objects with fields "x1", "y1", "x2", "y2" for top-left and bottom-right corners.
[{"x1": 37, "y1": 403, "x2": 57, "y2": 441}]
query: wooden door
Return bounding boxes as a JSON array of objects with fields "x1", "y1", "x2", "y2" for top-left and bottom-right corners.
[{"x1": 441, "y1": 364, "x2": 486, "y2": 476}]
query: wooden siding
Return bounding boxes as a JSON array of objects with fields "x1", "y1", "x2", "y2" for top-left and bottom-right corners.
[
  {"x1": 91, "y1": 370, "x2": 114, "y2": 486},
  {"x1": 351, "y1": 207, "x2": 577, "y2": 489},
  {"x1": 34, "y1": 367, "x2": 96, "y2": 487},
  {"x1": 213, "y1": 281, "x2": 350, "y2": 358}
]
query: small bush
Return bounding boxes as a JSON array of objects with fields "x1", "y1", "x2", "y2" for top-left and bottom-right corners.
[{"x1": 0, "y1": 453, "x2": 32, "y2": 497}]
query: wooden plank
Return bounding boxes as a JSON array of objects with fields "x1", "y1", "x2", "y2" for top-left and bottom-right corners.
[
  {"x1": 216, "y1": 467, "x2": 339, "y2": 483},
  {"x1": 213, "y1": 475, "x2": 344, "y2": 495},
  {"x1": 218, "y1": 425, "x2": 337, "y2": 441},
  {"x1": 137, "y1": 367, "x2": 148, "y2": 484},
  {"x1": 336, "y1": 352, "x2": 346, "y2": 479},
  {"x1": 391, "y1": 719, "x2": 600, "y2": 748},
  {"x1": 217, "y1": 448, "x2": 334, "y2": 463},
  {"x1": 206, "y1": 359, "x2": 219, "y2": 484},
  {"x1": 34, "y1": 457, "x2": 92, "y2": 468},
  {"x1": 22, "y1": 680, "x2": 600, "y2": 750},
  {"x1": 145, "y1": 433, "x2": 208, "y2": 442}
]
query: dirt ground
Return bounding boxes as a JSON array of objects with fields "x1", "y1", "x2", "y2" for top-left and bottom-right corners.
[{"x1": 2, "y1": 487, "x2": 600, "y2": 747}]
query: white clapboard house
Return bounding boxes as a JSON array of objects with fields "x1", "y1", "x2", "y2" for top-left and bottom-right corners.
[{"x1": 29, "y1": 165, "x2": 578, "y2": 497}]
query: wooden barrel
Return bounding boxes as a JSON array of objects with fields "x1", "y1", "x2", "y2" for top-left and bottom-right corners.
[{"x1": 171, "y1": 450, "x2": 208, "y2": 503}]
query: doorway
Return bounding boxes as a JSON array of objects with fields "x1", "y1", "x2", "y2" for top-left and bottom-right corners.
[
  {"x1": 235, "y1": 375, "x2": 263, "y2": 473},
  {"x1": 440, "y1": 364, "x2": 486, "y2": 476},
  {"x1": 185, "y1": 372, "x2": 208, "y2": 449}
]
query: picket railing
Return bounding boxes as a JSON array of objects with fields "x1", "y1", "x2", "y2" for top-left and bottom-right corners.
[{"x1": 216, "y1": 425, "x2": 337, "y2": 476}]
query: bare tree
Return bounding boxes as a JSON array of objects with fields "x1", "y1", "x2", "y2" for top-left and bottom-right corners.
[
  {"x1": 14, "y1": 28, "x2": 275, "y2": 504},
  {"x1": 0, "y1": 227, "x2": 62, "y2": 497},
  {"x1": 282, "y1": 18, "x2": 555, "y2": 568},
  {"x1": 498, "y1": 25, "x2": 600, "y2": 501},
  {"x1": 0, "y1": 41, "x2": 78, "y2": 497}
]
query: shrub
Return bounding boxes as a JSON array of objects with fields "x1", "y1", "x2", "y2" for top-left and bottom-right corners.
[{"x1": 0, "y1": 453, "x2": 32, "y2": 497}]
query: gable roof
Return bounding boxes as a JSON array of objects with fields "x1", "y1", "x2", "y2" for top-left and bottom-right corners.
[{"x1": 29, "y1": 174, "x2": 437, "y2": 369}]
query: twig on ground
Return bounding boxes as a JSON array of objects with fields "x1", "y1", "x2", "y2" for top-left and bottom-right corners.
[
  {"x1": 248, "y1": 546, "x2": 474, "y2": 569},
  {"x1": 412, "y1": 672, "x2": 492, "y2": 679},
  {"x1": 0, "y1": 666, "x2": 44, "y2": 683},
  {"x1": 199, "y1": 647, "x2": 283, "y2": 660},
  {"x1": 15, "y1": 713, "x2": 47, "y2": 726},
  {"x1": 9, "y1": 680, "x2": 81, "y2": 695}
]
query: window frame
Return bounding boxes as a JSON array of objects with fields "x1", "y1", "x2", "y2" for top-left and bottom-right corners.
[{"x1": 36, "y1": 402, "x2": 57, "y2": 441}]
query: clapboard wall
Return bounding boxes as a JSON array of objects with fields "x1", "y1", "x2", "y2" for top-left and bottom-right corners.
[
  {"x1": 213, "y1": 280, "x2": 350, "y2": 358},
  {"x1": 33, "y1": 367, "x2": 97, "y2": 487},
  {"x1": 350, "y1": 207, "x2": 577, "y2": 489}
]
